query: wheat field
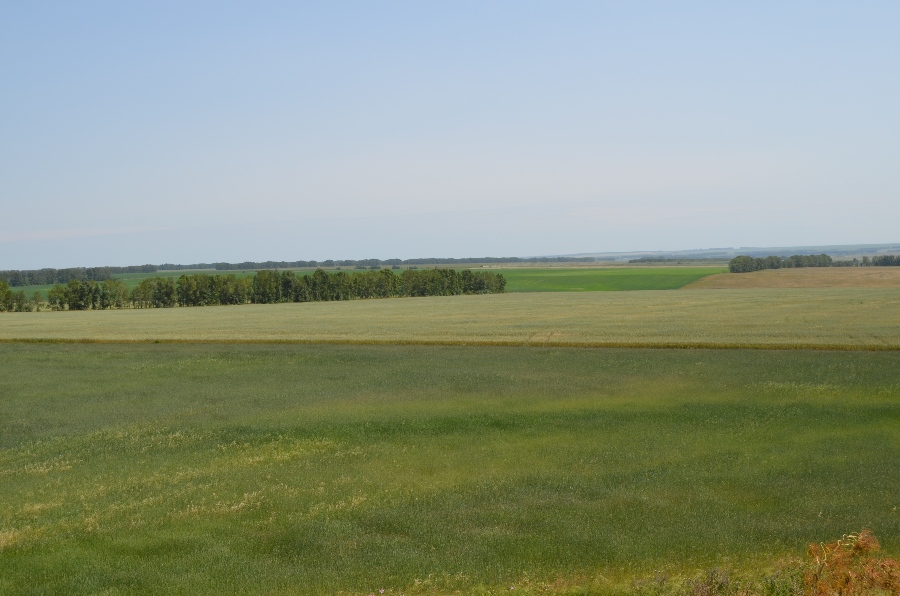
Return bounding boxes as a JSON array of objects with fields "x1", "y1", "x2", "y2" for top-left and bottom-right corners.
[{"x1": 2, "y1": 288, "x2": 899, "y2": 349}]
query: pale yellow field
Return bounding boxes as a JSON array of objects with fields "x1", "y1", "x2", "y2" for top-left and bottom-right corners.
[
  {"x1": 2, "y1": 288, "x2": 899, "y2": 348},
  {"x1": 684, "y1": 267, "x2": 900, "y2": 289}
]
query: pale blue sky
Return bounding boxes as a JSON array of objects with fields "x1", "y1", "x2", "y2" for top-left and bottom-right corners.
[{"x1": 2, "y1": 1, "x2": 898, "y2": 268}]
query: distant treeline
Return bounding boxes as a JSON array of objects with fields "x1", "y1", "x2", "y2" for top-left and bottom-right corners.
[
  {"x1": 833, "y1": 255, "x2": 900, "y2": 267},
  {"x1": 2, "y1": 256, "x2": 592, "y2": 286},
  {"x1": 628, "y1": 257, "x2": 727, "y2": 264},
  {"x1": 729, "y1": 253, "x2": 900, "y2": 273},
  {"x1": 728, "y1": 254, "x2": 833, "y2": 273},
  {"x1": 37, "y1": 268, "x2": 506, "y2": 311},
  {"x1": 199, "y1": 256, "x2": 596, "y2": 270},
  {"x1": 0, "y1": 265, "x2": 157, "y2": 287}
]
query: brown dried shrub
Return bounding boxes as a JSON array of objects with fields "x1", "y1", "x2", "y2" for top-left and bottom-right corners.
[{"x1": 804, "y1": 529, "x2": 900, "y2": 595}]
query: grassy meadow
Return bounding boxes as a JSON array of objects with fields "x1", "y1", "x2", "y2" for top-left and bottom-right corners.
[{"x1": 2, "y1": 343, "x2": 898, "y2": 594}]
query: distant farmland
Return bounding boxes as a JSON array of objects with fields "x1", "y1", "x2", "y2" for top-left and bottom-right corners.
[
  {"x1": 497, "y1": 266, "x2": 725, "y2": 292},
  {"x1": 685, "y1": 266, "x2": 900, "y2": 289},
  {"x1": 12, "y1": 266, "x2": 726, "y2": 299}
]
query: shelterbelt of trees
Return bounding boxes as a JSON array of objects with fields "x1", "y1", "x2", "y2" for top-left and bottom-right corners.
[
  {"x1": 0, "y1": 257, "x2": 591, "y2": 287},
  {"x1": 0, "y1": 265, "x2": 156, "y2": 287},
  {"x1": 32, "y1": 268, "x2": 506, "y2": 311},
  {"x1": 729, "y1": 253, "x2": 900, "y2": 273},
  {"x1": 0, "y1": 257, "x2": 596, "y2": 287},
  {"x1": 162, "y1": 256, "x2": 595, "y2": 271},
  {"x1": 728, "y1": 254, "x2": 833, "y2": 272},
  {"x1": 835, "y1": 255, "x2": 900, "y2": 267}
]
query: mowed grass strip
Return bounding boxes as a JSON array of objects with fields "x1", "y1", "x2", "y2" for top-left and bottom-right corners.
[
  {"x1": 2, "y1": 288, "x2": 899, "y2": 349},
  {"x1": 0, "y1": 344, "x2": 898, "y2": 594},
  {"x1": 498, "y1": 267, "x2": 726, "y2": 292},
  {"x1": 684, "y1": 267, "x2": 900, "y2": 289}
]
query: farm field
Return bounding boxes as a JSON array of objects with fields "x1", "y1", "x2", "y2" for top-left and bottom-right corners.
[
  {"x1": 1, "y1": 343, "x2": 898, "y2": 594},
  {"x1": 9, "y1": 266, "x2": 725, "y2": 299},
  {"x1": 684, "y1": 267, "x2": 900, "y2": 289},
  {"x1": 2, "y1": 288, "x2": 899, "y2": 349},
  {"x1": 497, "y1": 267, "x2": 725, "y2": 292}
]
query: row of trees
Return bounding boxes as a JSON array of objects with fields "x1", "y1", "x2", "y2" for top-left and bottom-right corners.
[
  {"x1": 48, "y1": 279, "x2": 131, "y2": 310},
  {"x1": 728, "y1": 254, "x2": 833, "y2": 273},
  {"x1": 730, "y1": 253, "x2": 900, "y2": 272},
  {"x1": 2, "y1": 256, "x2": 587, "y2": 285},
  {"x1": 0, "y1": 265, "x2": 156, "y2": 287},
  {"x1": 833, "y1": 255, "x2": 900, "y2": 267},
  {"x1": 628, "y1": 257, "x2": 725, "y2": 264},
  {"x1": 173, "y1": 268, "x2": 506, "y2": 307},
  {"x1": 37, "y1": 268, "x2": 506, "y2": 311},
  {"x1": 205, "y1": 256, "x2": 595, "y2": 270},
  {"x1": 0, "y1": 280, "x2": 33, "y2": 312},
  {"x1": 3, "y1": 253, "x2": 597, "y2": 284}
]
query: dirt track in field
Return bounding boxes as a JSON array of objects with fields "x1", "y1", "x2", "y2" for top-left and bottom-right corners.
[{"x1": 683, "y1": 267, "x2": 900, "y2": 289}]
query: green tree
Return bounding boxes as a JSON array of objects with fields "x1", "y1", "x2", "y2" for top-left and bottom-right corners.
[
  {"x1": 251, "y1": 270, "x2": 282, "y2": 304},
  {"x1": 0, "y1": 279, "x2": 13, "y2": 311}
]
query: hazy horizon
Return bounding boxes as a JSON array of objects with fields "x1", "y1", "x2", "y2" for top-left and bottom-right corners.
[{"x1": 3, "y1": 2, "x2": 899, "y2": 269}]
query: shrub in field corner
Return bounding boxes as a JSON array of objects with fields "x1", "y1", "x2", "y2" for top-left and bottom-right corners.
[{"x1": 804, "y1": 530, "x2": 900, "y2": 595}]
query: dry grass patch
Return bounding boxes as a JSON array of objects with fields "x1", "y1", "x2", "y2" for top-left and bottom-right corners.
[{"x1": 683, "y1": 267, "x2": 900, "y2": 289}]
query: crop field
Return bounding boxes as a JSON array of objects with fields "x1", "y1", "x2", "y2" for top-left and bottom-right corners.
[
  {"x1": 10, "y1": 266, "x2": 725, "y2": 299},
  {"x1": 1, "y1": 343, "x2": 898, "y2": 594},
  {"x1": 2, "y1": 281, "x2": 899, "y2": 594},
  {"x1": 2, "y1": 288, "x2": 899, "y2": 349},
  {"x1": 496, "y1": 267, "x2": 725, "y2": 292},
  {"x1": 684, "y1": 267, "x2": 900, "y2": 289}
]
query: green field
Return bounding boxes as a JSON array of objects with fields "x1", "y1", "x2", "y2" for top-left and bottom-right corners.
[
  {"x1": 3, "y1": 279, "x2": 899, "y2": 593},
  {"x1": 497, "y1": 267, "x2": 725, "y2": 292},
  {"x1": 1, "y1": 343, "x2": 898, "y2": 594}
]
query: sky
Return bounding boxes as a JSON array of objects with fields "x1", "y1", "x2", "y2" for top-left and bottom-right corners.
[{"x1": 2, "y1": 1, "x2": 899, "y2": 269}]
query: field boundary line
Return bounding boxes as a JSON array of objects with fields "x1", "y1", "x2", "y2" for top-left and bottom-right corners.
[{"x1": 1, "y1": 337, "x2": 898, "y2": 351}]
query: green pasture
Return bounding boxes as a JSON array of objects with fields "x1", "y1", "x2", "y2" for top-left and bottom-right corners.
[
  {"x1": 1, "y1": 344, "x2": 897, "y2": 594},
  {"x1": 496, "y1": 267, "x2": 725, "y2": 292}
]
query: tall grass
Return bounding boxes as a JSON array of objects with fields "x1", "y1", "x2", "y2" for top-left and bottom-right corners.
[{"x1": 1, "y1": 344, "x2": 898, "y2": 594}]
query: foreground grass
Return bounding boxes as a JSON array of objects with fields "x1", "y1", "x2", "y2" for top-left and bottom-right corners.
[
  {"x1": 2, "y1": 288, "x2": 899, "y2": 349},
  {"x1": 1, "y1": 344, "x2": 898, "y2": 594},
  {"x1": 499, "y1": 267, "x2": 725, "y2": 292}
]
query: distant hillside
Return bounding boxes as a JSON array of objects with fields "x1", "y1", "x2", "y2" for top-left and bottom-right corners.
[{"x1": 560, "y1": 243, "x2": 900, "y2": 261}]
